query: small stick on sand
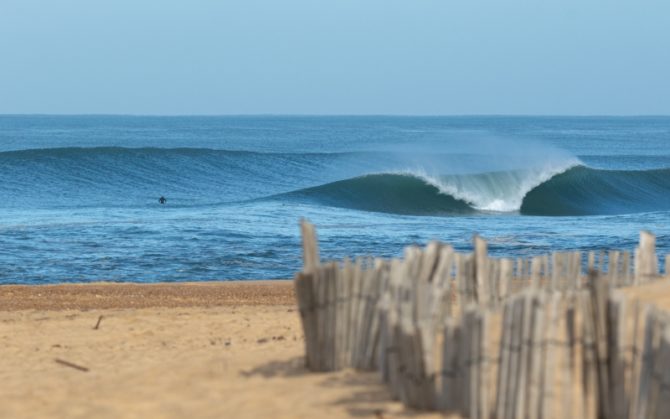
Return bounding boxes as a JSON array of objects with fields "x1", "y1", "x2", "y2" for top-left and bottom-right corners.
[
  {"x1": 54, "y1": 358, "x2": 89, "y2": 372},
  {"x1": 93, "y1": 315, "x2": 104, "y2": 330}
]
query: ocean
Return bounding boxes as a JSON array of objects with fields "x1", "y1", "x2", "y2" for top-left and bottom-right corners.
[{"x1": 1, "y1": 115, "x2": 669, "y2": 284}]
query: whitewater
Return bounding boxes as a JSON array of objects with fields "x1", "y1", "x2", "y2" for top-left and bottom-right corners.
[
  {"x1": 395, "y1": 162, "x2": 580, "y2": 212},
  {"x1": 1, "y1": 115, "x2": 669, "y2": 283}
]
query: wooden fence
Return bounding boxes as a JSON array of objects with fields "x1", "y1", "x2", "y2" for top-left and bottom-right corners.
[{"x1": 293, "y1": 220, "x2": 670, "y2": 417}]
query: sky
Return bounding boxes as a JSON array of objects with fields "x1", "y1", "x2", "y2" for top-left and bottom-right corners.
[{"x1": 0, "y1": 0, "x2": 668, "y2": 115}]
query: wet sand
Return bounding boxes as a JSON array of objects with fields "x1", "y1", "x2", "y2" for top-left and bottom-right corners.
[{"x1": 0, "y1": 281, "x2": 296, "y2": 311}]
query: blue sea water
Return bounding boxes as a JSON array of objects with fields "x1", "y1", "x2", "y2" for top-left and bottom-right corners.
[{"x1": 1, "y1": 115, "x2": 669, "y2": 284}]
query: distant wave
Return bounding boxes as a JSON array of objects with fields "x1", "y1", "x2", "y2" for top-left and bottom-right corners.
[
  {"x1": 279, "y1": 166, "x2": 670, "y2": 216},
  {"x1": 4, "y1": 147, "x2": 670, "y2": 216},
  {"x1": 0, "y1": 146, "x2": 363, "y2": 160},
  {"x1": 0, "y1": 146, "x2": 337, "y2": 208}
]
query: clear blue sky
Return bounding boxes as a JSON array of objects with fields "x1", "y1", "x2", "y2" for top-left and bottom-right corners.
[{"x1": 0, "y1": 0, "x2": 668, "y2": 115}]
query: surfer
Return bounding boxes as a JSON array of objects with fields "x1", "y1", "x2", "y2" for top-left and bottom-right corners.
[{"x1": 159, "y1": 196, "x2": 167, "y2": 205}]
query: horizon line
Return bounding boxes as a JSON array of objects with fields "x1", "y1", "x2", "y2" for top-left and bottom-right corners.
[{"x1": 1, "y1": 113, "x2": 670, "y2": 118}]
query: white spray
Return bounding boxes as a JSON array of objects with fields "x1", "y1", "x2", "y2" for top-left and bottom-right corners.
[{"x1": 382, "y1": 132, "x2": 581, "y2": 212}]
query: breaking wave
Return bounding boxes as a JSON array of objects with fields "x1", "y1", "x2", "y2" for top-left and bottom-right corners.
[{"x1": 281, "y1": 166, "x2": 670, "y2": 216}]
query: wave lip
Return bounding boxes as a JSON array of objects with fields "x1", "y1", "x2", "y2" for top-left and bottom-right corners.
[{"x1": 410, "y1": 160, "x2": 578, "y2": 212}]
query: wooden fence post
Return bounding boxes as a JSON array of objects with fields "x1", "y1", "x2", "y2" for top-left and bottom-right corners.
[
  {"x1": 588, "y1": 251, "x2": 595, "y2": 272},
  {"x1": 543, "y1": 292, "x2": 562, "y2": 419},
  {"x1": 495, "y1": 296, "x2": 513, "y2": 419},
  {"x1": 526, "y1": 291, "x2": 546, "y2": 419},
  {"x1": 300, "y1": 219, "x2": 320, "y2": 273},
  {"x1": 441, "y1": 318, "x2": 461, "y2": 413},
  {"x1": 634, "y1": 306, "x2": 658, "y2": 418},
  {"x1": 607, "y1": 292, "x2": 628, "y2": 419},
  {"x1": 622, "y1": 251, "x2": 631, "y2": 286},
  {"x1": 651, "y1": 330, "x2": 670, "y2": 417},
  {"x1": 474, "y1": 235, "x2": 490, "y2": 307},
  {"x1": 635, "y1": 231, "x2": 658, "y2": 283},
  {"x1": 530, "y1": 257, "x2": 542, "y2": 290},
  {"x1": 588, "y1": 272, "x2": 611, "y2": 419},
  {"x1": 478, "y1": 310, "x2": 491, "y2": 419},
  {"x1": 505, "y1": 293, "x2": 524, "y2": 419},
  {"x1": 500, "y1": 258, "x2": 513, "y2": 305},
  {"x1": 295, "y1": 271, "x2": 316, "y2": 369}
]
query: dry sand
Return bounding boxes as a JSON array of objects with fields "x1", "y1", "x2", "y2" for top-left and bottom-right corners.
[
  {"x1": 0, "y1": 281, "x2": 444, "y2": 419},
  {"x1": 3, "y1": 279, "x2": 668, "y2": 419}
]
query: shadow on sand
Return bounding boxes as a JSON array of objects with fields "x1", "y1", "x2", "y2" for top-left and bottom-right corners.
[
  {"x1": 240, "y1": 357, "x2": 428, "y2": 417},
  {"x1": 239, "y1": 356, "x2": 307, "y2": 378}
]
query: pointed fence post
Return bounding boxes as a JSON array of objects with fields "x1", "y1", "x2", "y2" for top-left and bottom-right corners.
[
  {"x1": 499, "y1": 258, "x2": 513, "y2": 305},
  {"x1": 635, "y1": 231, "x2": 658, "y2": 283},
  {"x1": 300, "y1": 219, "x2": 320, "y2": 273}
]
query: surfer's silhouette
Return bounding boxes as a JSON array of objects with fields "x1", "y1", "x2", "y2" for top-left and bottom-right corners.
[{"x1": 159, "y1": 196, "x2": 167, "y2": 205}]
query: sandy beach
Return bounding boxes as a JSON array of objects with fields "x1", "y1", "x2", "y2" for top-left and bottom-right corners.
[
  {"x1": 3, "y1": 279, "x2": 670, "y2": 419},
  {"x1": 0, "y1": 281, "x2": 445, "y2": 419}
]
